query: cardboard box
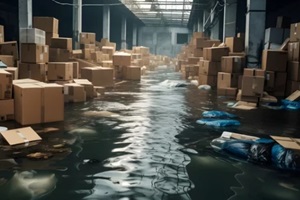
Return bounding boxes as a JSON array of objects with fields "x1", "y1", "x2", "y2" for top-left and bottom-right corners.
[
  {"x1": 287, "y1": 61, "x2": 300, "y2": 81},
  {"x1": 198, "y1": 74, "x2": 217, "y2": 87},
  {"x1": 101, "y1": 60, "x2": 113, "y2": 68},
  {"x1": 193, "y1": 32, "x2": 206, "y2": 38},
  {"x1": 217, "y1": 87, "x2": 238, "y2": 97},
  {"x1": 243, "y1": 68, "x2": 265, "y2": 77},
  {"x1": 276, "y1": 16, "x2": 291, "y2": 29},
  {"x1": 72, "y1": 62, "x2": 79, "y2": 79},
  {"x1": 290, "y1": 23, "x2": 300, "y2": 42},
  {"x1": 262, "y1": 50, "x2": 287, "y2": 72},
  {"x1": 113, "y1": 52, "x2": 131, "y2": 66},
  {"x1": 46, "y1": 32, "x2": 59, "y2": 46},
  {"x1": 4, "y1": 67, "x2": 18, "y2": 80},
  {"x1": 133, "y1": 46, "x2": 150, "y2": 56},
  {"x1": 199, "y1": 60, "x2": 220, "y2": 76},
  {"x1": 288, "y1": 42, "x2": 300, "y2": 61},
  {"x1": 265, "y1": 71, "x2": 275, "y2": 91},
  {"x1": 21, "y1": 44, "x2": 49, "y2": 63},
  {"x1": 0, "y1": 25, "x2": 4, "y2": 43},
  {"x1": 80, "y1": 32, "x2": 96, "y2": 44},
  {"x1": 188, "y1": 57, "x2": 200, "y2": 65},
  {"x1": 131, "y1": 54, "x2": 142, "y2": 60},
  {"x1": 225, "y1": 37, "x2": 244, "y2": 52},
  {"x1": 221, "y1": 56, "x2": 245, "y2": 74},
  {"x1": 80, "y1": 44, "x2": 96, "y2": 50},
  {"x1": 51, "y1": 37, "x2": 72, "y2": 50},
  {"x1": 82, "y1": 48, "x2": 95, "y2": 60},
  {"x1": 124, "y1": 66, "x2": 141, "y2": 80},
  {"x1": 102, "y1": 46, "x2": 115, "y2": 59},
  {"x1": 19, "y1": 63, "x2": 47, "y2": 82},
  {"x1": 196, "y1": 38, "x2": 221, "y2": 49},
  {"x1": 0, "y1": 99, "x2": 14, "y2": 121},
  {"x1": 0, "y1": 41, "x2": 19, "y2": 60},
  {"x1": 236, "y1": 90, "x2": 260, "y2": 103},
  {"x1": 81, "y1": 67, "x2": 114, "y2": 87},
  {"x1": 203, "y1": 47, "x2": 229, "y2": 62},
  {"x1": 13, "y1": 78, "x2": 41, "y2": 85},
  {"x1": 33, "y1": 17, "x2": 59, "y2": 34},
  {"x1": 229, "y1": 52, "x2": 246, "y2": 57},
  {"x1": 91, "y1": 51, "x2": 109, "y2": 63},
  {"x1": 193, "y1": 49, "x2": 203, "y2": 57},
  {"x1": 64, "y1": 83, "x2": 86, "y2": 103},
  {"x1": 49, "y1": 48, "x2": 71, "y2": 62},
  {"x1": 20, "y1": 28, "x2": 46, "y2": 45},
  {"x1": 217, "y1": 72, "x2": 239, "y2": 88},
  {"x1": 47, "y1": 62, "x2": 73, "y2": 81},
  {"x1": 237, "y1": 33, "x2": 245, "y2": 41},
  {"x1": 0, "y1": 70, "x2": 12, "y2": 100},
  {"x1": 269, "y1": 72, "x2": 287, "y2": 96},
  {"x1": 0, "y1": 127, "x2": 42, "y2": 146},
  {"x1": 73, "y1": 79, "x2": 94, "y2": 99},
  {"x1": 241, "y1": 76, "x2": 265, "y2": 97},
  {"x1": 270, "y1": 136, "x2": 300, "y2": 150},
  {"x1": 238, "y1": 75, "x2": 243, "y2": 89},
  {"x1": 0, "y1": 55, "x2": 14, "y2": 66},
  {"x1": 286, "y1": 90, "x2": 300, "y2": 101}
]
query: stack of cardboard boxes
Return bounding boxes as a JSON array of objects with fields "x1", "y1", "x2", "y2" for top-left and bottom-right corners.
[
  {"x1": 33, "y1": 17, "x2": 59, "y2": 46},
  {"x1": 0, "y1": 70, "x2": 14, "y2": 121},
  {"x1": 133, "y1": 46, "x2": 150, "y2": 68},
  {"x1": 112, "y1": 52, "x2": 141, "y2": 80},
  {"x1": 80, "y1": 32, "x2": 96, "y2": 61}
]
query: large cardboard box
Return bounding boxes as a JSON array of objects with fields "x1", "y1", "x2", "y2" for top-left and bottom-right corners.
[
  {"x1": 221, "y1": 56, "x2": 245, "y2": 74},
  {"x1": 33, "y1": 17, "x2": 59, "y2": 34},
  {"x1": 262, "y1": 50, "x2": 287, "y2": 72},
  {"x1": 198, "y1": 74, "x2": 217, "y2": 87},
  {"x1": 81, "y1": 67, "x2": 114, "y2": 87},
  {"x1": 0, "y1": 25, "x2": 4, "y2": 43},
  {"x1": 64, "y1": 83, "x2": 86, "y2": 103},
  {"x1": 193, "y1": 49, "x2": 203, "y2": 57},
  {"x1": 203, "y1": 47, "x2": 229, "y2": 62},
  {"x1": 124, "y1": 66, "x2": 141, "y2": 80},
  {"x1": 19, "y1": 63, "x2": 47, "y2": 82},
  {"x1": 0, "y1": 41, "x2": 19, "y2": 61},
  {"x1": 225, "y1": 37, "x2": 244, "y2": 52},
  {"x1": 199, "y1": 60, "x2": 220, "y2": 76},
  {"x1": 20, "y1": 28, "x2": 46, "y2": 45},
  {"x1": 217, "y1": 72, "x2": 239, "y2": 88},
  {"x1": 0, "y1": 55, "x2": 14, "y2": 66},
  {"x1": 46, "y1": 32, "x2": 59, "y2": 46},
  {"x1": 113, "y1": 52, "x2": 131, "y2": 66},
  {"x1": 196, "y1": 38, "x2": 221, "y2": 49},
  {"x1": 290, "y1": 23, "x2": 300, "y2": 42},
  {"x1": 51, "y1": 37, "x2": 72, "y2": 50},
  {"x1": 21, "y1": 44, "x2": 49, "y2": 63},
  {"x1": 287, "y1": 61, "x2": 300, "y2": 81},
  {"x1": 265, "y1": 71, "x2": 275, "y2": 91},
  {"x1": 73, "y1": 79, "x2": 94, "y2": 98},
  {"x1": 244, "y1": 68, "x2": 265, "y2": 76},
  {"x1": 269, "y1": 72, "x2": 287, "y2": 96},
  {"x1": 91, "y1": 52, "x2": 109, "y2": 63},
  {"x1": 47, "y1": 62, "x2": 73, "y2": 81},
  {"x1": 0, "y1": 70, "x2": 12, "y2": 100},
  {"x1": 49, "y1": 48, "x2": 71, "y2": 62},
  {"x1": 217, "y1": 87, "x2": 238, "y2": 97},
  {"x1": 0, "y1": 99, "x2": 14, "y2": 121},
  {"x1": 4, "y1": 67, "x2": 18, "y2": 80},
  {"x1": 102, "y1": 46, "x2": 115, "y2": 59},
  {"x1": 241, "y1": 76, "x2": 265, "y2": 97},
  {"x1": 80, "y1": 32, "x2": 96, "y2": 44},
  {"x1": 72, "y1": 62, "x2": 79, "y2": 79}
]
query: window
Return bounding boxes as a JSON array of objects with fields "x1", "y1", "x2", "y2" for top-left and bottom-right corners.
[{"x1": 177, "y1": 33, "x2": 188, "y2": 44}]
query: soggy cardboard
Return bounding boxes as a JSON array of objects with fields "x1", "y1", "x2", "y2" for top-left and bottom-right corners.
[
  {"x1": 232, "y1": 101, "x2": 257, "y2": 110},
  {"x1": 0, "y1": 70, "x2": 12, "y2": 100},
  {"x1": 217, "y1": 87, "x2": 237, "y2": 97},
  {"x1": 64, "y1": 83, "x2": 86, "y2": 103},
  {"x1": 198, "y1": 74, "x2": 217, "y2": 87},
  {"x1": 270, "y1": 136, "x2": 300, "y2": 150},
  {"x1": 73, "y1": 79, "x2": 94, "y2": 98},
  {"x1": 286, "y1": 90, "x2": 300, "y2": 101},
  {"x1": 241, "y1": 76, "x2": 265, "y2": 97},
  {"x1": 0, "y1": 127, "x2": 42, "y2": 146},
  {"x1": 221, "y1": 131, "x2": 259, "y2": 141},
  {"x1": 81, "y1": 67, "x2": 114, "y2": 87}
]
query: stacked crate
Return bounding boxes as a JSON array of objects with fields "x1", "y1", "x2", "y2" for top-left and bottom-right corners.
[
  {"x1": 182, "y1": 57, "x2": 200, "y2": 79},
  {"x1": 112, "y1": 52, "x2": 137, "y2": 80},
  {"x1": 225, "y1": 36, "x2": 245, "y2": 56},
  {"x1": 33, "y1": 17, "x2": 59, "y2": 46},
  {"x1": 80, "y1": 32, "x2": 96, "y2": 61}
]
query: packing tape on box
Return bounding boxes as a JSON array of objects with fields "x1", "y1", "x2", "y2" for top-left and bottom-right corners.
[{"x1": 16, "y1": 130, "x2": 30, "y2": 146}]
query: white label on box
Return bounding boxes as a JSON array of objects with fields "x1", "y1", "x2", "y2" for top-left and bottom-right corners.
[
  {"x1": 64, "y1": 86, "x2": 69, "y2": 95},
  {"x1": 40, "y1": 54, "x2": 44, "y2": 61},
  {"x1": 221, "y1": 131, "x2": 232, "y2": 139},
  {"x1": 44, "y1": 46, "x2": 48, "y2": 53}
]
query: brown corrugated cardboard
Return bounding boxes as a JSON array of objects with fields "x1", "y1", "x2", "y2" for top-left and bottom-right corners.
[
  {"x1": 49, "y1": 48, "x2": 71, "y2": 62},
  {"x1": 0, "y1": 99, "x2": 14, "y2": 121},
  {"x1": 286, "y1": 90, "x2": 300, "y2": 101},
  {"x1": 102, "y1": 46, "x2": 115, "y2": 59},
  {"x1": 82, "y1": 48, "x2": 95, "y2": 60},
  {"x1": 262, "y1": 50, "x2": 288, "y2": 72},
  {"x1": 196, "y1": 38, "x2": 221, "y2": 49},
  {"x1": 225, "y1": 37, "x2": 244, "y2": 52},
  {"x1": 131, "y1": 54, "x2": 142, "y2": 60},
  {"x1": 193, "y1": 49, "x2": 203, "y2": 57},
  {"x1": 193, "y1": 32, "x2": 206, "y2": 38},
  {"x1": 236, "y1": 90, "x2": 260, "y2": 103},
  {"x1": 221, "y1": 56, "x2": 245, "y2": 73},
  {"x1": 199, "y1": 60, "x2": 220, "y2": 76},
  {"x1": 269, "y1": 72, "x2": 287, "y2": 97},
  {"x1": 73, "y1": 79, "x2": 94, "y2": 99},
  {"x1": 91, "y1": 51, "x2": 105, "y2": 63},
  {"x1": 290, "y1": 23, "x2": 300, "y2": 42},
  {"x1": 221, "y1": 131, "x2": 259, "y2": 140},
  {"x1": 229, "y1": 52, "x2": 246, "y2": 57},
  {"x1": 113, "y1": 52, "x2": 131, "y2": 66},
  {"x1": 280, "y1": 38, "x2": 290, "y2": 51},
  {"x1": 265, "y1": 71, "x2": 275, "y2": 91},
  {"x1": 0, "y1": 70, "x2": 12, "y2": 100},
  {"x1": 217, "y1": 72, "x2": 239, "y2": 88},
  {"x1": 188, "y1": 57, "x2": 200, "y2": 64},
  {"x1": 64, "y1": 83, "x2": 86, "y2": 103},
  {"x1": 0, "y1": 55, "x2": 14, "y2": 66},
  {"x1": 46, "y1": 32, "x2": 59, "y2": 46},
  {"x1": 72, "y1": 49, "x2": 83, "y2": 59},
  {"x1": 0, "y1": 127, "x2": 42, "y2": 146},
  {"x1": 72, "y1": 62, "x2": 79, "y2": 79},
  {"x1": 286, "y1": 80, "x2": 300, "y2": 96},
  {"x1": 19, "y1": 63, "x2": 47, "y2": 82},
  {"x1": 0, "y1": 41, "x2": 19, "y2": 61},
  {"x1": 4, "y1": 67, "x2": 18, "y2": 80},
  {"x1": 243, "y1": 68, "x2": 265, "y2": 77},
  {"x1": 81, "y1": 67, "x2": 114, "y2": 87},
  {"x1": 13, "y1": 79, "x2": 41, "y2": 85},
  {"x1": 198, "y1": 74, "x2": 217, "y2": 87},
  {"x1": 33, "y1": 17, "x2": 59, "y2": 34},
  {"x1": 287, "y1": 61, "x2": 300, "y2": 81},
  {"x1": 241, "y1": 76, "x2": 265, "y2": 97},
  {"x1": 232, "y1": 101, "x2": 258, "y2": 110},
  {"x1": 51, "y1": 37, "x2": 72, "y2": 50},
  {"x1": 101, "y1": 60, "x2": 113, "y2": 68},
  {"x1": 124, "y1": 66, "x2": 141, "y2": 80},
  {"x1": 270, "y1": 136, "x2": 300, "y2": 150},
  {"x1": 0, "y1": 25, "x2": 4, "y2": 43},
  {"x1": 80, "y1": 32, "x2": 96, "y2": 44},
  {"x1": 203, "y1": 47, "x2": 229, "y2": 62},
  {"x1": 217, "y1": 87, "x2": 237, "y2": 97},
  {"x1": 21, "y1": 44, "x2": 49, "y2": 63},
  {"x1": 47, "y1": 62, "x2": 73, "y2": 81}
]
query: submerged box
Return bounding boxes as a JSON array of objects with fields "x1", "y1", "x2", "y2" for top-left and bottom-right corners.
[{"x1": 64, "y1": 83, "x2": 86, "y2": 103}]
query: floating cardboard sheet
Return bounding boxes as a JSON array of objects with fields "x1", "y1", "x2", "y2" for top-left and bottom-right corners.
[
  {"x1": 270, "y1": 136, "x2": 300, "y2": 150},
  {"x1": 221, "y1": 131, "x2": 259, "y2": 141},
  {"x1": 231, "y1": 101, "x2": 257, "y2": 110},
  {"x1": 0, "y1": 127, "x2": 42, "y2": 145},
  {"x1": 286, "y1": 90, "x2": 300, "y2": 101}
]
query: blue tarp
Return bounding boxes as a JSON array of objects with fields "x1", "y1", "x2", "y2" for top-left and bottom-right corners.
[
  {"x1": 196, "y1": 119, "x2": 241, "y2": 127},
  {"x1": 202, "y1": 111, "x2": 237, "y2": 119}
]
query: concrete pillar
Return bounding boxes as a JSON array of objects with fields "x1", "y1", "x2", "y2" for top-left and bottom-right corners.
[
  {"x1": 121, "y1": 17, "x2": 127, "y2": 50},
  {"x1": 72, "y1": 0, "x2": 82, "y2": 49},
  {"x1": 19, "y1": 0, "x2": 32, "y2": 28},
  {"x1": 245, "y1": 0, "x2": 266, "y2": 67},
  {"x1": 103, "y1": 5, "x2": 110, "y2": 40},
  {"x1": 224, "y1": 0, "x2": 238, "y2": 40},
  {"x1": 132, "y1": 24, "x2": 138, "y2": 47}
]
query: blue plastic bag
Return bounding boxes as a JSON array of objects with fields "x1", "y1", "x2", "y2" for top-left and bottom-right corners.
[
  {"x1": 222, "y1": 139, "x2": 254, "y2": 159},
  {"x1": 202, "y1": 110, "x2": 237, "y2": 119},
  {"x1": 196, "y1": 119, "x2": 240, "y2": 127},
  {"x1": 271, "y1": 144, "x2": 287, "y2": 169},
  {"x1": 282, "y1": 100, "x2": 300, "y2": 110},
  {"x1": 248, "y1": 139, "x2": 275, "y2": 164}
]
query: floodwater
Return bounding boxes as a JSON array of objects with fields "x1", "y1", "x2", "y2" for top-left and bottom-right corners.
[{"x1": 1, "y1": 66, "x2": 300, "y2": 200}]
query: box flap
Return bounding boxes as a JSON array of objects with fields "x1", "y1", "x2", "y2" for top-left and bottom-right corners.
[
  {"x1": 270, "y1": 135, "x2": 300, "y2": 150},
  {"x1": 231, "y1": 101, "x2": 257, "y2": 110},
  {"x1": 0, "y1": 127, "x2": 42, "y2": 146},
  {"x1": 286, "y1": 90, "x2": 300, "y2": 101},
  {"x1": 221, "y1": 131, "x2": 259, "y2": 141}
]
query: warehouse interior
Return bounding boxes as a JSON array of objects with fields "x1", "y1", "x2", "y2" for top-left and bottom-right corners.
[{"x1": 1, "y1": 0, "x2": 300, "y2": 199}]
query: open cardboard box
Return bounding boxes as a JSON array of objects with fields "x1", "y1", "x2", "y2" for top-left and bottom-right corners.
[{"x1": 0, "y1": 127, "x2": 41, "y2": 146}]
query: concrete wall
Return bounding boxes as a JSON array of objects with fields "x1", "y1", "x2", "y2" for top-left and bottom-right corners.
[{"x1": 138, "y1": 26, "x2": 190, "y2": 57}]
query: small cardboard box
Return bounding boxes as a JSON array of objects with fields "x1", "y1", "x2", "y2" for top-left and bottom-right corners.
[
  {"x1": 217, "y1": 87, "x2": 237, "y2": 97},
  {"x1": 80, "y1": 32, "x2": 96, "y2": 44},
  {"x1": 0, "y1": 70, "x2": 12, "y2": 100},
  {"x1": 0, "y1": 41, "x2": 19, "y2": 61},
  {"x1": 49, "y1": 48, "x2": 71, "y2": 62},
  {"x1": 225, "y1": 37, "x2": 244, "y2": 52},
  {"x1": 217, "y1": 72, "x2": 239, "y2": 88},
  {"x1": 290, "y1": 23, "x2": 300, "y2": 42},
  {"x1": 241, "y1": 76, "x2": 265, "y2": 97},
  {"x1": 193, "y1": 49, "x2": 203, "y2": 57},
  {"x1": 0, "y1": 55, "x2": 14, "y2": 66},
  {"x1": 20, "y1": 28, "x2": 46, "y2": 45},
  {"x1": 4, "y1": 67, "x2": 18, "y2": 80},
  {"x1": 236, "y1": 90, "x2": 260, "y2": 103},
  {"x1": 199, "y1": 60, "x2": 220, "y2": 76},
  {"x1": 221, "y1": 56, "x2": 245, "y2": 74},
  {"x1": 0, "y1": 99, "x2": 14, "y2": 121},
  {"x1": 124, "y1": 66, "x2": 141, "y2": 80},
  {"x1": 187, "y1": 57, "x2": 200, "y2": 65},
  {"x1": 243, "y1": 68, "x2": 265, "y2": 77},
  {"x1": 51, "y1": 37, "x2": 72, "y2": 50},
  {"x1": 113, "y1": 52, "x2": 131, "y2": 66},
  {"x1": 81, "y1": 67, "x2": 114, "y2": 87},
  {"x1": 0, "y1": 127, "x2": 42, "y2": 146},
  {"x1": 101, "y1": 60, "x2": 113, "y2": 68},
  {"x1": 21, "y1": 44, "x2": 49, "y2": 63},
  {"x1": 73, "y1": 79, "x2": 94, "y2": 99},
  {"x1": 19, "y1": 63, "x2": 47, "y2": 82},
  {"x1": 262, "y1": 50, "x2": 287, "y2": 72},
  {"x1": 0, "y1": 25, "x2": 4, "y2": 43},
  {"x1": 102, "y1": 46, "x2": 115, "y2": 59},
  {"x1": 64, "y1": 83, "x2": 86, "y2": 103},
  {"x1": 269, "y1": 72, "x2": 287, "y2": 97},
  {"x1": 33, "y1": 17, "x2": 59, "y2": 34},
  {"x1": 82, "y1": 48, "x2": 95, "y2": 60},
  {"x1": 198, "y1": 74, "x2": 217, "y2": 87},
  {"x1": 46, "y1": 32, "x2": 59, "y2": 46},
  {"x1": 203, "y1": 47, "x2": 229, "y2": 62},
  {"x1": 47, "y1": 62, "x2": 73, "y2": 81}
]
